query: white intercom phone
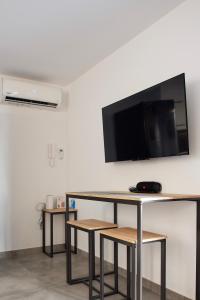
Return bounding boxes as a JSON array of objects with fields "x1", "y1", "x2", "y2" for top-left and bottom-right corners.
[
  {"x1": 48, "y1": 144, "x2": 56, "y2": 167},
  {"x1": 48, "y1": 144, "x2": 64, "y2": 167}
]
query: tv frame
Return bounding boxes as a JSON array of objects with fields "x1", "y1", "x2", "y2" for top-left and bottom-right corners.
[{"x1": 102, "y1": 73, "x2": 189, "y2": 163}]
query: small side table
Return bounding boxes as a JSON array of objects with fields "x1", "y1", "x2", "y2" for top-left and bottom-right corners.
[{"x1": 42, "y1": 208, "x2": 78, "y2": 257}]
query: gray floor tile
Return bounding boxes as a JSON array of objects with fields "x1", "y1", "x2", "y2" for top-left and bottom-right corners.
[{"x1": 0, "y1": 252, "x2": 159, "y2": 299}]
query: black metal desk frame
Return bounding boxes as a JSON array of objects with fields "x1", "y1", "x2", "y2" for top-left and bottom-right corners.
[
  {"x1": 66, "y1": 193, "x2": 200, "y2": 300},
  {"x1": 43, "y1": 209, "x2": 78, "y2": 257}
]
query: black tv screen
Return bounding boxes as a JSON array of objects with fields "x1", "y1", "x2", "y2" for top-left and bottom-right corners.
[{"x1": 102, "y1": 74, "x2": 189, "y2": 162}]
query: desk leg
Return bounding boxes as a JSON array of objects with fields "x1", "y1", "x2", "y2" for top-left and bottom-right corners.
[
  {"x1": 196, "y1": 201, "x2": 200, "y2": 300},
  {"x1": 161, "y1": 240, "x2": 166, "y2": 300},
  {"x1": 66, "y1": 195, "x2": 70, "y2": 283},
  {"x1": 66, "y1": 196, "x2": 69, "y2": 248},
  {"x1": 50, "y1": 214, "x2": 53, "y2": 257},
  {"x1": 114, "y1": 203, "x2": 118, "y2": 224},
  {"x1": 42, "y1": 211, "x2": 45, "y2": 253},
  {"x1": 137, "y1": 203, "x2": 143, "y2": 300},
  {"x1": 74, "y1": 211, "x2": 78, "y2": 254},
  {"x1": 66, "y1": 196, "x2": 69, "y2": 222},
  {"x1": 114, "y1": 203, "x2": 118, "y2": 293}
]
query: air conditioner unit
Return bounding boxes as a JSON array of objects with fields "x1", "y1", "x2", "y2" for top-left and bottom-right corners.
[{"x1": 1, "y1": 78, "x2": 62, "y2": 109}]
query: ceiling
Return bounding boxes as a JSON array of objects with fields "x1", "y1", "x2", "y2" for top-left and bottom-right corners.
[{"x1": 0, "y1": 0, "x2": 185, "y2": 86}]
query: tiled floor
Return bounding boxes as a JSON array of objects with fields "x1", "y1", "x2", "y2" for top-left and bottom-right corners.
[{"x1": 0, "y1": 251, "x2": 159, "y2": 299}]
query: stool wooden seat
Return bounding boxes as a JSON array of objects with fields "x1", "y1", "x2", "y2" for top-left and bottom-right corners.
[
  {"x1": 99, "y1": 227, "x2": 166, "y2": 244},
  {"x1": 66, "y1": 219, "x2": 118, "y2": 300},
  {"x1": 99, "y1": 227, "x2": 167, "y2": 300},
  {"x1": 67, "y1": 218, "x2": 118, "y2": 231}
]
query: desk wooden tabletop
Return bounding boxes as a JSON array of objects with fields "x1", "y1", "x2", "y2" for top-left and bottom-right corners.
[{"x1": 66, "y1": 191, "x2": 200, "y2": 204}]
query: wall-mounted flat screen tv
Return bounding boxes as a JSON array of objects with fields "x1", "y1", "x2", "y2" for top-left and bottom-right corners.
[{"x1": 102, "y1": 73, "x2": 189, "y2": 162}]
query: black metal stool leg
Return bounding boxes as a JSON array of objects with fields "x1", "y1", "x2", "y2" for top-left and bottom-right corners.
[
  {"x1": 92, "y1": 231, "x2": 96, "y2": 279},
  {"x1": 66, "y1": 224, "x2": 72, "y2": 284},
  {"x1": 114, "y1": 241, "x2": 118, "y2": 293},
  {"x1": 88, "y1": 231, "x2": 94, "y2": 300},
  {"x1": 161, "y1": 240, "x2": 166, "y2": 300},
  {"x1": 131, "y1": 245, "x2": 136, "y2": 300},
  {"x1": 50, "y1": 214, "x2": 53, "y2": 257},
  {"x1": 100, "y1": 235, "x2": 104, "y2": 300},
  {"x1": 42, "y1": 211, "x2": 45, "y2": 253},
  {"x1": 127, "y1": 246, "x2": 131, "y2": 300}
]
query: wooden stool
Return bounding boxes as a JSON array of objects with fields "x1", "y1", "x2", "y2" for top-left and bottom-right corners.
[
  {"x1": 66, "y1": 219, "x2": 118, "y2": 300},
  {"x1": 42, "y1": 208, "x2": 78, "y2": 257},
  {"x1": 99, "y1": 227, "x2": 167, "y2": 300}
]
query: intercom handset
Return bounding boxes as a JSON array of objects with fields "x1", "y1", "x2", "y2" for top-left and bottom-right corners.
[{"x1": 48, "y1": 144, "x2": 56, "y2": 167}]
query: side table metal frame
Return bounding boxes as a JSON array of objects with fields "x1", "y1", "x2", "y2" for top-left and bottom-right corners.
[{"x1": 43, "y1": 209, "x2": 78, "y2": 257}]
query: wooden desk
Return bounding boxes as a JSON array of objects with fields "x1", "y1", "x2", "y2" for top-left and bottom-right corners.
[
  {"x1": 43, "y1": 208, "x2": 78, "y2": 257},
  {"x1": 66, "y1": 192, "x2": 200, "y2": 300}
]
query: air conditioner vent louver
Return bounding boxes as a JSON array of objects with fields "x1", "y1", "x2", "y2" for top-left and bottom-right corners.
[{"x1": 5, "y1": 96, "x2": 58, "y2": 108}]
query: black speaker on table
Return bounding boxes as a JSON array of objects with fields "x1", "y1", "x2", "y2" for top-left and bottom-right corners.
[{"x1": 129, "y1": 182, "x2": 162, "y2": 193}]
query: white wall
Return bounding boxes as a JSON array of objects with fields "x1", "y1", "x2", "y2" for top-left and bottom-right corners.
[
  {"x1": 66, "y1": 0, "x2": 200, "y2": 298},
  {"x1": 0, "y1": 80, "x2": 68, "y2": 252}
]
